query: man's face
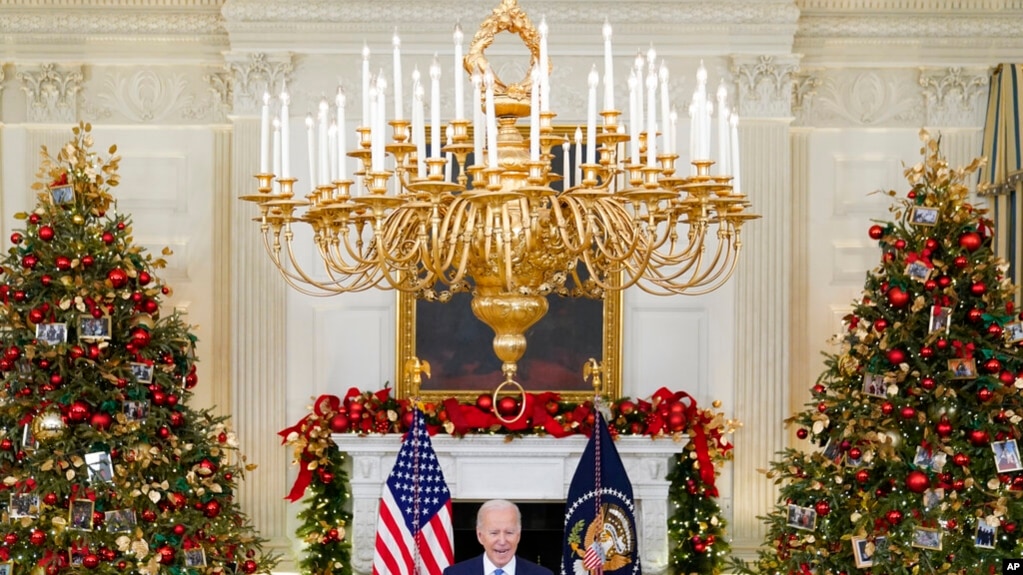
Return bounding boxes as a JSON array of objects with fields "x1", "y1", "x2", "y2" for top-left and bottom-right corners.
[{"x1": 476, "y1": 506, "x2": 520, "y2": 568}]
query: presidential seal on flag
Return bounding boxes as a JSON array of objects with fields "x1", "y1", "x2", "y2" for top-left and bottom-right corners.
[{"x1": 562, "y1": 410, "x2": 640, "y2": 575}]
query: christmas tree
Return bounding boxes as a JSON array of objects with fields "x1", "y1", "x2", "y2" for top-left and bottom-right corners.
[
  {"x1": 0, "y1": 124, "x2": 277, "y2": 575},
  {"x1": 736, "y1": 130, "x2": 1023, "y2": 575}
]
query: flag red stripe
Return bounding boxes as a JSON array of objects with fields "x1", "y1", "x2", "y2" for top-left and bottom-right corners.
[{"x1": 372, "y1": 491, "x2": 414, "y2": 575}]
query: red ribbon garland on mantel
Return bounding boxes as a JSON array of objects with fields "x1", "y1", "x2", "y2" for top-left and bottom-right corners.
[{"x1": 279, "y1": 386, "x2": 731, "y2": 501}]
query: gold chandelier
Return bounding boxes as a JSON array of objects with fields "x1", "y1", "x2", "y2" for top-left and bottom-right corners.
[{"x1": 242, "y1": 0, "x2": 758, "y2": 387}]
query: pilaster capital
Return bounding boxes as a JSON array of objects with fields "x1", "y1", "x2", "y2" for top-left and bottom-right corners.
[
  {"x1": 730, "y1": 55, "x2": 801, "y2": 119},
  {"x1": 918, "y1": 66, "x2": 990, "y2": 128},
  {"x1": 224, "y1": 52, "x2": 294, "y2": 116},
  {"x1": 16, "y1": 63, "x2": 83, "y2": 123}
]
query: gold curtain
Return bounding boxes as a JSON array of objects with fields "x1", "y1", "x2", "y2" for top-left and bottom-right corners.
[{"x1": 979, "y1": 64, "x2": 1023, "y2": 302}]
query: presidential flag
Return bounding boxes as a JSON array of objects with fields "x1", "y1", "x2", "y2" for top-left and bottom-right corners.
[
  {"x1": 562, "y1": 410, "x2": 640, "y2": 575},
  {"x1": 372, "y1": 408, "x2": 453, "y2": 575}
]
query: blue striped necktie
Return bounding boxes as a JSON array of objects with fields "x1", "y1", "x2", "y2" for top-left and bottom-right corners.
[{"x1": 494, "y1": 569, "x2": 504, "y2": 575}]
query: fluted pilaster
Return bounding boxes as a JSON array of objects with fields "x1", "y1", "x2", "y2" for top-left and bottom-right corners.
[{"x1": 730, "y1": 55, "x2": 797, "y2": 556}]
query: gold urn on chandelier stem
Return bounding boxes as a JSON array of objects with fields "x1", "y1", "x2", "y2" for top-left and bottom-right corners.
[{"x1": 242, "y1": 0, "x2": 759, "y2": 391}]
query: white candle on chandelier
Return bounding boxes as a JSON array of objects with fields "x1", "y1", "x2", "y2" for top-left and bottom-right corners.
[
  {"x1": 602, "y1": 18, "x2": 614, "y2": 112},
  {"x1": 336, "y1": 86, "x2": 347, "y2": 181},
  {"x1": 633, "y1": 52, "x2": 645, "y2": 136},
  {"x1": 688, "y1": 102, "x2": 696, "y2": 172},
  {"x1": 392, "y1": 31, "x2": 404, "y2": 121},
  {"x1": 445, "y1": 125, "x2": 454, "y2": 181},
  {"x1": 659, "y1": 62, "x2": 670, "y2": 156},
  {"x1": 586, "y1": 65, "x2": 598, "y2": 165},
  {"x1": 472, "y1": 71, "x2": 483, "y2": 166},
  {"x1": 484, "y1": 68, "x2": 498, "y2": 169},
  {"x1": 538, "y1": 16, "x2": 550, "y2": 112},
  {"x1": 562, "y1": 140, "x2": 571, "y2": 188},
  {"x1": 362, "y1": 43, "x2": 371, "y2": 128},
  {"x1": 454, "y1": 23, "x2": 465, "y2": 119},
  {"x1": 318, "y1": 99, "x2": 329, "y2": 186},
  {"x1": 369, "y1": 79, "x2": 382, "y2": 172},
  {"x1": 260, "y1": 92, "x2": 270, "y2": 173},
  {"x1": 328, "y1": 122, "x2": 338, "y2": 182},
  {"x1": 645, "y1": 70, "x2": 657, "y2": 168},
  {"x1": 669, "y1": 107, "x2": 678, "y2": 159},
  {"x1": 413, "y1": 71, "x2": 426, "y2": 178},
  {"x1": 574, "y1": 127, "x2": 582, "y2": 186},
  {"x1": 716, "y1": 81, "x2": 730, "y2": 175},
  {"x1": 628, "y1": 72, "x2": 639, "y2": 164},
  {"x1": 305, "y1": 113, "x2": 316, "y2": 186},
  {"x1": 529, "y1": 67, "x2": 540, "y2": 162},
  {"x1": 430, "y1": 56, "x2": 442, "y2": 159},
  {"x1": 695, "y1": 61, "x2": 709, "y2": 160},
  {"x1": 272, "y1": 117, "x2": 281, "y2": 183},
  {"x1": 280, "y1": 84, "x2": 290, "y2": 179},
  {"x1": 730, "y1": 111, "x2": 741, "y2": 194}
]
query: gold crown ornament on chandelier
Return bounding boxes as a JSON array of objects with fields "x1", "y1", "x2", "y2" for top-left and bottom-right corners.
[{"x1": 242, "y1": 0, "x2": 759, "y2": 388}]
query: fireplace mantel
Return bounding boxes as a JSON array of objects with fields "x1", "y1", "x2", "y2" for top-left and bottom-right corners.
[{"x1": 334, "y1": 434, "x2": 688, "y2": 575}]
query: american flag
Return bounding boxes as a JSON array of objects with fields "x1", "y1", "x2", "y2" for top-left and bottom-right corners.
[{"x1": 372, "y1": 408, "x2": 453, "y2": 575}]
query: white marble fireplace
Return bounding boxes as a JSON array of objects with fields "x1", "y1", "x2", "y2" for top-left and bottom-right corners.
[{"x1": 334, "y1": 434, "x2": 688, "y2": 575}]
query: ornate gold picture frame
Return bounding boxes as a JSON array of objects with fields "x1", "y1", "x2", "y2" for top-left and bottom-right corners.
[{"x1": 396, "y1": 285, "x2": 622, "y2": 402}]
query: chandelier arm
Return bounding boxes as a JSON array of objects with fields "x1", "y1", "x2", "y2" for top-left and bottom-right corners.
[
  {"x1": 551, "y1": 195, "x2": 592, "y2": 255},
  {"x1": 264, "y1": 226, "x2": 374, "y2": 295},
  {"x1": 648, "y1": 237, "x2": 743, "y2": 296}
]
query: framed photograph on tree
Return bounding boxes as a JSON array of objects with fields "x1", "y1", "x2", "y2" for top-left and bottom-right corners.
[{"x1": 396, "y1": 279, "x2": 622, "y2": 402}]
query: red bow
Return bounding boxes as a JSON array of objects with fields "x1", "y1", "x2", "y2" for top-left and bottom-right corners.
[
  {"x1": 651, "y1": 387, "x2": 717, "y2": 491},
  {"x1": 952, "y1": 340, "x2": 975, "y2": 359},
  {"x1": 278, "y1": 393, "x2": 343, "y2": 502}
]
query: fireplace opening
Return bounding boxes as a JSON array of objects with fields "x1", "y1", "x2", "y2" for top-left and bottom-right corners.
[{"x1": 452, "y1": 501, "x2": 565, "y2": 571}]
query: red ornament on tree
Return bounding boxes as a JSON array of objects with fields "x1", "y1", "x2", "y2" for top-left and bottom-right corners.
[
  {"x1": 868, "y1": 225, "x2": 885, "y2": 240},
  {"x1": 881, "y1": 402, "x2": 894, "y2": 416},
  {"x1": 936, "y1": 417, "x2": 953, "y2": 437},
  {"x1": 968, "y1": 429, "x2": 989, "y2": 446},
  {"x1": 919, "y1": 346, "x2": 934, "y2": 359},
  {"x1": 814, "y1": 501, "x2": 831, "y2": 516},
  {"x1": 855, "y1": 469, "x2": 870, "y2": 483},
  {"x1": 906, "y1": 470, "x2": 929, "y2": 493},
  {"x1": 38, "y1": 226, "x2": 54, "y2": 241},
  {"x1": 900, "y1": 406, "x2": 916, "y2": 419},
  {"x1": 971, "y1": 282, "x2": 987, "y2": 296},
  {"x1": 90, "y1": 412, "x2": 112, "y2": 430},
  {"x1": 157, "y1": 546, "x2": 175, "y2": 565},
  {"x1": 921, "y1": 377, "x2": 936, "y2": 391},
  {"x1": 796, "y1": 428, "x2": 808, "y2": 440},
  {"x1": 874, "y1": 318, "x2": 888, "y2": 332},
  {"x1": 68, "y1": 401, "x2": 91, "y2": 422},
  {"x1": 169, "y1": 412, "x2": 185, "y2": 427},
  {"x1": 29, "y1": 530, "x2": 45, "y2": 546},
  {"x1": 243, "y1": 560, "x2": 258, "y2": 574},
  {"x1": 887, "y1": 286, "x2": 910, "y2": 308},
  {"x1": 885, "y1": 509, "x2": 903, "y2": 525},
  {"x1": 107, "y1": 268, "x2": 128, "y2": 288},
  {"x1": 953, "y1": 255, "x2": 969, "y2": 268},
  {"x1": 887, "y1": 349, "x2": 906, "y2": 365},
  {"x1": 55, "y1": 255, "x2": 71, "y2": 270},
  {"x1": 977, "y1": 388, "x2": 994, "y2": 402},
  {"x1": 967, "y1": 308, "x2": 983, "y2": 322},
  {"x1": 959, "y1": 231, "x2": 982, "y2": 251},
  {"x1": 953, "y1": 453, "x2": 970, "y2": 467},
  {"x1": 82, "y1": 554, "x2": 100, "y2": 569},
  {"x1": 984, "y1": 358, "x2": 1002, "y2": 374},
  {"x1": 204, "y1": 500, "x2": 221, "y2": 518}
]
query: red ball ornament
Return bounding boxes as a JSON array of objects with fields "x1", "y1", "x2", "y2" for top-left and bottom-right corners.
[
  {"x1": 900, "y1": 406, "x2": 916, "y2": 419},
  {"x1": 848, "y1": 447, "x2": 862, "y2": 460},
  {"x1": 938, "y1": 275, "x2": 952, "y2": 288},
  {"x1": 107, "y1": 268, "x2": 128, "y2": 288},
  {"x1": 1000, "y1": 370, "x2": 1016, "y2": 385},
  {"x1": 894, "y1": 239, "x2": 906, "y2": 250},
  {"x1": 971, "y1": 282, "x2": 987, "y2": 296},
  {"x1": 102, "y1": 231, "x2": 115, "y2": 244},
  {"x1": 475, "y1": 394, "x2": 493, "y2": 412},
  {"x1": 138, "y1": 271, "x2": 151, "y2": 285},
  {"x1": 881, "y1": 402, "x2": 894, "y2": 416},
  {"x1": 29, "y1": 529, "x2": 46, "y2": 546},
  {"x1": 855, "y1": 469, "x2": 870, "y2": 483},
  {"x1": 90, "y1": 412, "x2": 112, "y2": 430},
  {"x1": 988, "y1": 323, "x2": 1004, "y2": 337},
  {"x1": 953, "y1": 453, "x2": 970, "y2": 467},
  {"x1": 921, "y1": 377, "x2": 936, "y2": 391},
  {"x1": 496, "y1": 396, "x2": 518, "y2": 417},
  {"x1": 318, "y1": 470, "x2": 333, "y2": 484},
  {"x1": 874, "y1": 318, "x2": 888, "y2": 332},
  {"x1": 21, "y1": 254, "x2": 37, "y2": 269},
  {"x1": 906, "y1": 470, "x2": 929, "y2": 493},
  {"x1": 131, "y1": 328, "x2": 151, "y2": 348},
  {"x1": 10, "y1": 233, "x2": 22, "y2": 244},
  {"x1": 984, "y1": 358, "x2": 1002, "y2": 374},
  {"x1": 968, "y1": 429, "x2": 989, "y2": 446},
  {"x1": 887, "y1": 286, "x2": 910, "y2": 308},
  {"x1": 243, "y1": 560, "x2": 258, "y2": 574},
  {"x1": 4, "y1": 533, "x2": 17, "y2": 546},
  {"x1": 43, "y1": 493, "x2": 58, "y2": 506},
  {"x1": 151, "y1": 390, "x2": 166, "y2": 405},
  {"x1": 924, "y1": 238, "x2": 938, "y2": 251},
  {"x1": 885, "y1": 509, "x2": 903, "y2": 525},
  {"x1": 953, "y1": 255, "x2": 969, "y2": 268},
  {"x1": 158, "y1": 426, "x2": 171, "y2": 439},
  {"x1": 796, "y1": 428, "x2": 808, "y2": 440},
  {"x1": 81, "y1": 255, "x2": 93, "y2": 268},
  {"x1": 817, "y1": 402, "x2": 828, "y2": 413},
  {"x1": 959, "y1": 232, "x2": 982, "y2": 251},
  {"x1": 814, "y1": 501, "x2": 831, "y2": 516},
  {"x1": 868, "y1": 225, "x2": 884, "y2": 240},
  {"x1": 936, "y1": 417, "x2": 953, "y2": 437},
  {"x1": 28, "y1": 308, "x2": 44, "y2": 324},
  {"x1": 0, "y1": 439, "x2": 11, "y2": 451},
  {"x1": 887, "y1": 349, "x2": 906, "y2": 365},
  {"x1": 55, "y1": 256, "x2": 71, "y2": 270},
  {"x1": 158, "y1": 546, "x2": 175, "y2": 565},
  {"x1": 967, "y1": 308, "x2": 983, "y2": 322},
  {"x1": 919, "y1": 346, "x2": 934, "y2": 359},
  {"x1": 82, "y1": 554, "x2": 100, "y2": 569},
  {"x1": 68, "y1": 400, "x2": 91, "y2": 422},
  {"x1": 329, "y1": 413, "x2": 350, "y2": 432},
  {"x1": 667, "y1": 412, "x2": 686, "y2": 432},
  {"x1": 169, "y1": 412, "x2": 185, "y2": 427},
  {"x1": 977, "y1": 388, "x2": 994, "y2": 402},
  {"x1": 204, "y1": 500, "x2": 221, "y2": 518},
  {"x1": 38, "y1": 226, "x2": 54, "y2": 241}
]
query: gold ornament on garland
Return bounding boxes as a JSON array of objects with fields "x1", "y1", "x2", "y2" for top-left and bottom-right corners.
[{"x1": 32, "y1": 408, "x2": 67, "y2": 442}]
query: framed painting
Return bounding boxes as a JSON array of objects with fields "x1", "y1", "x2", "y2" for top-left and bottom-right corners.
[{"x1": 396, "y1": 281, "x2": 622, "y2": 402}]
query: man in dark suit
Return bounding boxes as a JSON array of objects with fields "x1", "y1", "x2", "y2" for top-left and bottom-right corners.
[{"x1": 443, "y1": 499, "x2": 553, "y2": 575}]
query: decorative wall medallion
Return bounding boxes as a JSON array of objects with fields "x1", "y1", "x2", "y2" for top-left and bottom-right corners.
[{"x1": 17, "y1": 63, "x2": 83, "y2": 123}]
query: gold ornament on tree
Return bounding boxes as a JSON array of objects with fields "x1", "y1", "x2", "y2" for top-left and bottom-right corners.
[{"x1": 32, "y1": 408, "x2": 67, "y2": 442}]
